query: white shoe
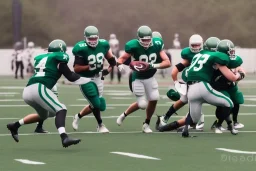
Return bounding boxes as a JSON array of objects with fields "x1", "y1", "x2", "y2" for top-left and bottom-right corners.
[
  {"x1": 234, "y1": 122, "x2": 244, "y2": 129},
  {"x1": 97, "y1": 124, "x2": 109, "y2": 133},
  {"x1": 220, "y1": 126, "x2": 226, "y2": 131},
  {"x1": 142, "y1": 123, "x2": 153, "y2": 133},
  {"x1": 72, "y1": 114, "x2": 80, "y2": 131},
  {"x1": 117, "y1": 113, "x2": 126, "y2": 126},
  {"x1": 159, "y1": 116, "x2": 167, "y2": 127},
  {"x1": 196, "y1": 122, "x2": 204, "y2": 130},
  {"x1": 214, "y1": 127, "x2": 223, "y2": 134}
]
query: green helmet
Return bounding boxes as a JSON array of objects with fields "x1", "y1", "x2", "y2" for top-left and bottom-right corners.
[
  {"x1": 152, "y1": 31, "x2": 162, "y2": 39},
  {"x1": 217, "y1": 39, "x2": 236, "y2": 58},
  {"x1": 84, "y1": 26, "x2": 99, "y2": 47},
  {"x1": 203, "y1": 37, "x2": 220, "y2": 51},
  {"x1": 137, "y1": 25, "x2": 152, "y2": 48},
  {"x1": 48, "y1": 39, "x2": 67, "y2": 53}
]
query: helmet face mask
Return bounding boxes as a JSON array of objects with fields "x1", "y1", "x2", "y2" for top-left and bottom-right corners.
[
  {"x1": 85, "y1": 35, "x2": 99, "y2": 47},
  {"x1": 189, "y1": 34, "x2": 203, "y2": 53},
  {"x1": 138, "y1": 36, "x2": 152, "y2": 48},
  {"x1": 228, "y1": 48, "x2": 236, "y2": 59},
  {"x1": 84, "y1": 26, "x2": 99, "y2": 48}
]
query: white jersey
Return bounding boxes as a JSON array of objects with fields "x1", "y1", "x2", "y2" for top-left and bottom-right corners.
[
  {"x1": 24, "y1": 48, "x2": 35, "y2": 63},
  {"x1": 12, "y1": 50, "x2": 25, "y2": 62},
  {"x1": 109, "y1": 39, "x2": 119, "y2": 55}
]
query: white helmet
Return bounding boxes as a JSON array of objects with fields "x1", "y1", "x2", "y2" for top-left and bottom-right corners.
[
  {"x1": 28, "y1": 42, "x2": 35, "y2": 48},
  {"x1": 110, "y1": 34, "x2": 116, "y2": 39},
  {"x1": 189, "y1": 34, "x2": 203, "y2": 53}
]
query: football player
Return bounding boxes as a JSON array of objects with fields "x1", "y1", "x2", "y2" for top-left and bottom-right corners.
[
  {"x1": 116, "y1": 26, "x2": 171, "y2": 133},
  {"x1": 158, "y1": 34, "x2": 204, "y2": 128},
  {"x1": 71, "y1": 26, "x2": 116, "y2": 133},
  {"x1": 210, "y1": 41, "x2": 245, "y2": 132},
  {"x1": 182, "y1": 39, "x2": 244, "y2": 137},
  {"x1": 7, "y1": 39, "x2": 91, "y2": 147}
]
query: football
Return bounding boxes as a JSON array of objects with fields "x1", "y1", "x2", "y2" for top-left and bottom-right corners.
[{"x1": 129, "y1": 61, "x2": 150, "y2": 72}]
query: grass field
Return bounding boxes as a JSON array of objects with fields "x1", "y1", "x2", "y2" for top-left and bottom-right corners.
[{"x1": 1, "y1": 74, "x2": 256, "y2": 171}]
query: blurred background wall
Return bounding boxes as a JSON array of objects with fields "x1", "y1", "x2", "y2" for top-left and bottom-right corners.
[{"x1": 1, "y1": 0, "x2": 256, "y2": 48}]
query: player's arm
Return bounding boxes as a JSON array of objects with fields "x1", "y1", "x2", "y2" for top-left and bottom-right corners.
[
  {"x1": 171, "y1": 59, "x2": 190, "y2": 82},
  {"x1": 217, "y1": 64, "x2": 243, "y2": 82},
  {"x1": 58, "y1": 62, "x2": 90, "y2": 85},
  {"x1": 102, "y1": 49, "x2": 117, "y2": 76},
  {"x1": 116, "y1": 52, "x2": 132, "y2": 71},
  {"x1": 73, "y1": 56, "x2": 89, "y2": 73},
  {"x1": 150, "y1": 50, "x2": 171, "y2": 69}
]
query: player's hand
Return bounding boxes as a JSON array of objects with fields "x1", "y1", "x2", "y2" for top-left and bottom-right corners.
[
  {"x1": 174, "y1": 81, "x2": 187, "y2": 96},
  {"x1": 117, "y1": 63, "x2": 125, "y2": 72},
  {"x1": 237, "y1": 71, "x2": 245, "y2": 81},
  {"x1": 102, "y1": 69, "x2": 109, "y2": 76}
]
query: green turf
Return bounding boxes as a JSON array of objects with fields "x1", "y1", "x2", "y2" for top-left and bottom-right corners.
[{"x1": 0, "y1": 75, "x2": 256, "y2": 171}]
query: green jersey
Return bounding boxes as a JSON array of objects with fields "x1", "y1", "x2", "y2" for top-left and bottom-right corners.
[
  {"x1": 187, "y1": 50, "x2": 229, "y2": 82},
  {"x1": 72, "y1": 39, "x2": 110, "y2": 77},
  {"x1": 181, "y1": 47, "x2": 198, "y2": 63},
  {"x1": 211, "y1": 55, "x2": 243, "y2": 90},
  {"x1": 27, "y1": 52, "x2": 69, "y2": 89},
  {"x1": 125, "y1": 37, "x2": 164, "y2": 79}
]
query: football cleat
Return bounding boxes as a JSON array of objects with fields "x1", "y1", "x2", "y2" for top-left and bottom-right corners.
[
  {"x1": 62, "y1": 137, "x2": 81, "y2": 148},
  {"x1": 227, "y1": 124, "x2": 238, "y2": 135},
  {"x1": 234, "y1": 122, "x2": 244, "y2": 129},
  {"x1": 7, "y1": 123, "x2": 19, "y2": 142},
  {"x1": 196, "y1": 122, "x2": 204, "y2": 131},
  {"x1": 159, "y1": 116, "x2": 168, "y2": 127},
  {"x1": 34, "y1": 127, "x2": 48, "y2": 133},
  {"x1": 214, "y1": 127, "x2": 223, "y2": 134},
  {"x1": 116, "y1": 113, "x2": 126, "y2": 126},
  {"x1": 97, "y1": 124, "x2": 109, "y2": 133},
  {"x1": 142, "y1": 123, "x2": 152, "y2": 133},
  {"x1": 72, "y1": 114, "x2": 80, "y2": 131},
  {"x1": 182, "y1": 125, "x2": 190, "y2": 138}
]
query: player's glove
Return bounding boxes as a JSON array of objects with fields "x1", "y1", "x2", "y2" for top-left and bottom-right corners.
[
  {"x1": 174, "y1": 81, "x2": 187, "y2": 96},
  {"x1": 117, "y1": 62, "x2": 124, "y2": 72}
]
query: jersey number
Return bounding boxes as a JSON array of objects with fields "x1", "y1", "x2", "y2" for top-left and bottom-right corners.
[
  {"x1": 188, "y1": 54, "x2": 210, "y2": 72},
  {"x1": 139, "y1": 53, "x2": 157, "y2": 64},
  {"x1": 34, "y1": 57, "x2": 48, "y2": 77},
  {"x1": 88, "y1": 53, "x2": 104, "y2": 70}
]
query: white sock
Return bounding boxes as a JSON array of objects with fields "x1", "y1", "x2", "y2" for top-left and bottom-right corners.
[
  {"x1": 19, "y1": 119, "x2": 24, "y2": 125},
  {"x1": 200, "y1": 114, "x2": 205, "y2": 123},
  {"x1": 58, "y1": 127, "x2": 66, "y2": 134},
  {"x1": 76, "y1": 114, "x2": 81, "y2": 119}
]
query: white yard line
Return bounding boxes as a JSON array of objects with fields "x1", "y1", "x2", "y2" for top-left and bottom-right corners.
[
  {"x1": 14, "y1": 159, "x2": 45, "y2": 165},
  {"x1": 110, "y1": 152, "x2": 161, "y2": 160},
  {"x1": 216, "y1": 148, "x2": 256, "y2": 154}
]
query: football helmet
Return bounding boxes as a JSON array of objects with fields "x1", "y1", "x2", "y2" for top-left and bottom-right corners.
[
  {"x1": 48, "y1": 39, "x2": 67, "y2": 52},
  {"x1": 14, "y1": 41, "x2": 23, "y2": 51},
  {"x1": 84, "y1": 26, "x2": 99, "y2": 47},
  {"x1": 204, "y1": 37, "x2": 220, "y2": 51},
  {"x1": 137, "y1": 25, "x2": 152, "y2": 49},
  {"x1": 189, "y1": 34, "x2": 203, "y2": 53},
  {"x1": 152, "y1": 31, "x2": 162, "y2": 39},
  {"x1": 28, "y1": 42, "x2": 35, "y2": 48},
  {"x1": 217, "y1": 39, "x2": 236, "y2": 59}
]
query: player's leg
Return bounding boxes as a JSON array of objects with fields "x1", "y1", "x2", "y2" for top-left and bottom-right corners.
[
  {"x1": 74, "y1": 81, "x2": 108, "y2": 132},
  {"x1": 117, "y1": 69, "x2": 121, "y2": 84},
  {"x1": 117, "y1": 73, "x2": 140, "y2": 125},
  {"x1": 34, "y1": 119, "x2": 48, "y2": 133},
  {"x1": 143, "y1": 77, "x2": 159, "y2": 133},
  {"x1": 230, "y1": 89, "x2": 244, "y2": 129},
  {"x1": 202, "y1": 82, "x2": 237, "y2": 135},
  {"x1": 15, "y1": 61, "x2": 19, "y2": 79},
  {"x1": 156, "y1": 116, "x2": 186, "y2": 132},
  {"x1": 20, "y1": 61, "x2": 24, "y2": 79}
]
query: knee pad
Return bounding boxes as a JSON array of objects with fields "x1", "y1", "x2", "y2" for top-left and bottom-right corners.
[
  {"x1": 137, "y1": 97, "x2": 148, "y2": 110},
  {"x1": 99, "y1": 97, "x2": 106, "y2": 111}
]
